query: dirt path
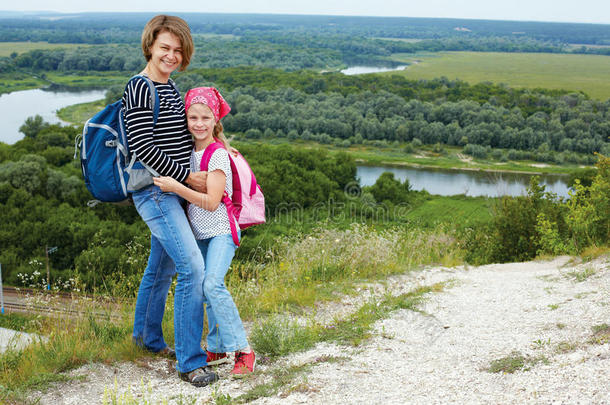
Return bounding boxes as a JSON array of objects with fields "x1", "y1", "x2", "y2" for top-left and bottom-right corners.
[{"x1": 34, "y1": 255, "x2": 609, "y2": 404}]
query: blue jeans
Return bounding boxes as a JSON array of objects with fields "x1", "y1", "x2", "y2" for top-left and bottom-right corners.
[
  {"x1": 197, "y1": 232, "x2": 248, "y2": 353},
  {"x1": 131, "y1": 185, "x2": 207, "y2": 373}
]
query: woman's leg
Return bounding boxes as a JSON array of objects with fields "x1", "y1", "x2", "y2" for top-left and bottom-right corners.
[
  {"x1": 132, "y1": 235, "x2": 175, "y2": 352},
  {"x1": 201, "y1": 233, "x2": 248, "y2": 353},
  {"x1": 132, "y1": 185, "x2": 207, "y2": 373}
]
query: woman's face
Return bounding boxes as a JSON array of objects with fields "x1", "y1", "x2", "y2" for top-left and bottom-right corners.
[
  {"x1": 187, "y1": 103, "x2": 217, "y2": 145},
  {"x1": 148, "y1": 31, "x2": 183, "y2": 78}
]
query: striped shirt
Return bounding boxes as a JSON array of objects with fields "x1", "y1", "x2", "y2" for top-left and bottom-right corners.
[{"x1": 122, "y1": 77, "x2": 192, "y2": 182}]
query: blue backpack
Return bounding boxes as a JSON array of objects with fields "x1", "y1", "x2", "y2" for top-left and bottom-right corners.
[{"x1": 75, "y1": 75, "x2": 173, "y2": 205}]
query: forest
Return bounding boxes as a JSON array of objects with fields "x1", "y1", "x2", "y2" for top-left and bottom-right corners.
[
  {"x1": 2, "y1": 11, "x2": 610, "y2": 78},
  {"x1": 0, "y1": 12, "x2": 608, "y2": 292}
]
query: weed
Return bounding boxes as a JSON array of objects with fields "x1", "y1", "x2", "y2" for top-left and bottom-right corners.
[
  {"x1": 565, "y1": 268, "x2": 597, "y2": 282},
  {"x1": 556, "y1": 323, "x2": 566, "y2": 329},
  {"x1": 547, "y1": 304, "x2": 560, "y2": 310},
  {"x1": 555, "y1": 341, "x2": 578, "y2": 354},
  {"x1": 486, "y1": 351, "x2": 548, "y2": 374},
  {"x1": 229, "y1": 224, "x2": 460, "y2": 320},
  {"x1": 101, "y1": 378, "x2": 198, "y2": 405},
  {"x1": 251, "y1": 283, "x2": 445, "y2": 358},
  {"x1": 238, "y1": 364, "x2": 312, "y2": 403},
  {"x1": 589, "y1": 324, "x2": 610, "y2": 345},
  {"x1": 531, "y1": 338, "x2": 551, "y2": 349},
  {"x1": 580, "y1": 246, "x2": 610, "y2": 262},
  {"x1": 250, "y1": 317, "x2": 320, "y2": 358},
  {"x1": 0, "y1": 292, "x2": 146, "y2": 402},
  {"x1": 211, "y1": 384, "x2": 233, "y2": 405}
]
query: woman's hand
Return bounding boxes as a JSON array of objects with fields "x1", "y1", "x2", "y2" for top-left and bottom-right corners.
[
  {"x1": 153, "y1": 176, "x2": 181, "y2": 193},
  {"x1": 186, "y1": 171, "x2": 208, "y2": 192}
]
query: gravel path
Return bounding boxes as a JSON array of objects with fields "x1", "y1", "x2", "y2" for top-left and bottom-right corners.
[{"x1": 34, "y1": 255, "x2": 609, "y2": 404}]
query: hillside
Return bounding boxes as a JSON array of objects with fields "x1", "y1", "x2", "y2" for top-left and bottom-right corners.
[{"x1": 31, "y1": 255, "x2": 609, "y2": 404}]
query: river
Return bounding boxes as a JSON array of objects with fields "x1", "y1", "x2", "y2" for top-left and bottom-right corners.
[
  {"x1": 1, "y1": 87, "x2": 570, "y2": 198},
  {"x1": 341, "y1": 65, "x2": 408, "y2": 75},
  {"x1": 0, "y1": 88, "x2": 106, "y2": 144},
  {"x1": 357, "y1": 165, "x2": 570, "y2": 198}
]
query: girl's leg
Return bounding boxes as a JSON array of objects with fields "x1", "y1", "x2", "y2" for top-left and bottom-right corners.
[
  {"x1": 201, "y1": 232, "x2": 248, "y2": 353},
  {"x1": 195, "y1": 238, "x2": 222, "y2": 353}
]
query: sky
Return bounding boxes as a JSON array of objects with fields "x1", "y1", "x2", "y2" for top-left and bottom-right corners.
[{"x1": 2, "y1": 0, "x2": 610, "y2": 24}]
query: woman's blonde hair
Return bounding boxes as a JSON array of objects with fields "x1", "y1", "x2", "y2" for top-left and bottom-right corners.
[{"x1": 141, "y1": 15, "x2": 194, "y2": 71}]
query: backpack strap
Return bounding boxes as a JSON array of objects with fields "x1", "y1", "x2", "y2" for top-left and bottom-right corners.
[
  {"x1": 124, "y1": 74, "x2": 161, "y2": 177},
  {"x1": 129, "y1": 74, "x2": 160, "y2": 125},
  {"x1": 223, "y1": 194, "x2": 240, "y2": 247},
  {"x1": 200, "y1": 141, "x2": 240, "y2": 247},
  {"x1": 200, "y1": 141, "x2": 225, "y2": 171}
]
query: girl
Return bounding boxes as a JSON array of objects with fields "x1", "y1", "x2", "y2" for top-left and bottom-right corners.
[
  {"x1": 153, "y1": 87, "x2": 256, "y2": 377},
  {"x1": 125, "y1": 15, "x2": 217, "y2": 387}
]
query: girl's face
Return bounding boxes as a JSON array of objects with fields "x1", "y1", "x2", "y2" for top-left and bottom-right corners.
[
  {"x1": 187, "y1": 103, "x2": 217, "y2": 147},
  {"x1": 148, "y1": 31, "x2": 183, "y2": 79}
]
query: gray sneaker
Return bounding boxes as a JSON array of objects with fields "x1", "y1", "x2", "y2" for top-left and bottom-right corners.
[{"x1": 178, "y1": 367, "x2": 219, "y2": 387}]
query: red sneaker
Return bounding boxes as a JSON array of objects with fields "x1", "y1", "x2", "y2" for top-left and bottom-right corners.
[
  {"x1": 206, "y1": 350, "x2": 229, "y2": 366},
  {"x1": 231, "y1": 351, "x2": 256, "y2": 377}
]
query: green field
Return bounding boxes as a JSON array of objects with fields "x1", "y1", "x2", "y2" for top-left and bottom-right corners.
[
  {"x1": 0, "y1": 42, "x2": 89, "y2": 57},
  {"x1": 390, "y1": 51, "x2": 610, "y2": 101}
]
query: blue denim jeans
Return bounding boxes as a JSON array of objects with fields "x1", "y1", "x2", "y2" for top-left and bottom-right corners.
[
  {"x1": 131, "y1": 185, "x2": 207, "y2": 373},
  {"x1": 197, "y1": 232, "x2": 248, "y2": 353}
]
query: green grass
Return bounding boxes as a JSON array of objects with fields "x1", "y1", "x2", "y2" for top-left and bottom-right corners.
[
  {"x1": 45, "y1": 72, "x2": 125, "y2": 88},
  {"x1": 0, "y1": 313, "x2": 41, "y2": 333},
  {"x1": 0, "y1": 73, "x2": 46, "y2": 94},
  {"x1": 236, "y1": 139, "x2": 585, "y2": 176},
  {"x1": 0, "y1": 42, "x2": 90, "y2": 57},
  {"x1": 404, "y1": 195, "x2": 493, "y2": 229},
  {"x1": 57, "y1": 99, "x2": 106, "y2": 124},
  {"x1": 389, "y1": 51, "x2": 610, "y2": 101},
  {"x1": 0, "y1": 71, "x2": 124, "y2": 95},
  {"x1": 342, "y1": 143, "x2": 584, "y2": 175},
  {"x1": 229, "y1": 224, "x2": 462, "y2": 320}
]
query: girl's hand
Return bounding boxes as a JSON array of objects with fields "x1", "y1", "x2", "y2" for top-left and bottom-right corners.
[{"x1": 153, "y1": 176, "x2": 180, "y2": 193}]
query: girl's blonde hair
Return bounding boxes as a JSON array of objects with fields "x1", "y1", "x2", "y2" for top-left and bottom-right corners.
[
  {"x1": 141, "y1": 15, "x2": 194, "y2": 71},
  {"x1": 213, "y1": 122, "x2": 231, "y2": 151}
]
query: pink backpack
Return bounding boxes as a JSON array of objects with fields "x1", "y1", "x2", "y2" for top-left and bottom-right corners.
[{"x1": 201, "y1": 141, "x2": 266, "y2": 246}]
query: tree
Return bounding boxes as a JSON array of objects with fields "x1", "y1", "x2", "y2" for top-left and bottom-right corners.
[{"x1": 19, "y1": 115, "x2": 49, "y2": 139}]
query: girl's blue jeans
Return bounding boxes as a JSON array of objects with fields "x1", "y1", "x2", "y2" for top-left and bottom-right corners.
[
  {"x1": 131, "y1": 185, "x2": 207, "y2": 373},
  {"x1": 197, "y1": 232, "x2": 248, "y2": 353}
]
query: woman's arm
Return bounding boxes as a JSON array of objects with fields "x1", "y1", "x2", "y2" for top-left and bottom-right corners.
[
  {"x1": 153, "y1": 170, "x2": 226, "y2": 211},
  {"x1": 124, "y1": 78, "x2": 192, "y2": 183}
]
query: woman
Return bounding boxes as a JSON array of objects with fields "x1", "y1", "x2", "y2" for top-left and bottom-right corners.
[{"x1": 124, "y1": 14, "x2": 216, "y2": 387}]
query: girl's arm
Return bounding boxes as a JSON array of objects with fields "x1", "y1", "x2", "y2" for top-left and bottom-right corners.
[{"x1": 153, "y1": 170, "x2": 226, "y2": 211}]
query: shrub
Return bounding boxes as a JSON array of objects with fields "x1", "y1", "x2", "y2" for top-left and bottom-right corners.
[{"x1": 367, "y1": 172, "x2": 412, "y2": 205}]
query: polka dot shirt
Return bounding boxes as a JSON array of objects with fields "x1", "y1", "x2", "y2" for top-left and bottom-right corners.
[{"x1": 187, "y1": 148, "x2": 233, "y2": 240}]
